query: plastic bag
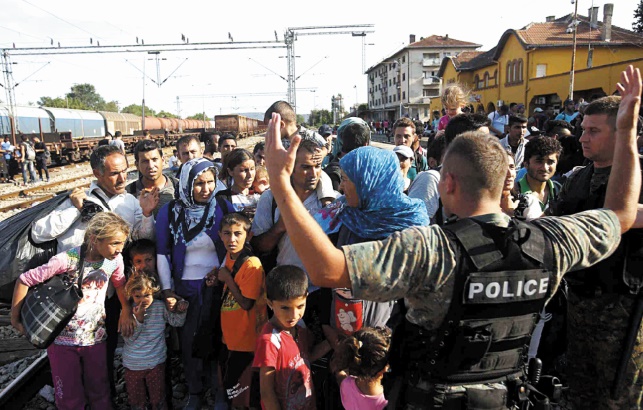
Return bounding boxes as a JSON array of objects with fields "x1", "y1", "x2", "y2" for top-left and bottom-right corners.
[{"x1": 0, "y1": 191, "x2": 71, "y2": 302}]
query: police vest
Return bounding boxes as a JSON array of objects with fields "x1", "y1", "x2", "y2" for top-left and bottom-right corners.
[
  {"x1": 398, "y1": 218, "x2": 555, "y2": 389},
  {"x1": 552, "y1": 161, "x2": 643, "y2": 295}
]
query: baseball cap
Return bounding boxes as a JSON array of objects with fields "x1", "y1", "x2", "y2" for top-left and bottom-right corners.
[
  {"x1": 393, "y1": 145, "x2": 414, "y2": 159},
  {"x1": 534, "y1": 107, "x2": 544, "y2": 113},
  {"x1": 318, "y1": 124, "x2": 333, "y2": 136}
]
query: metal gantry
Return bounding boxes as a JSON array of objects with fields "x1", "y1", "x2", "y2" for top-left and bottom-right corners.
[{"x1": 284, "y1": 24, "x2": 374, "y2": 111}]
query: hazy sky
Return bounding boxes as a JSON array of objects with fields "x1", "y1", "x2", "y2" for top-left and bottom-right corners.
[{"x1": 0, "y1": 0, "x2": 639, "y2": 118}]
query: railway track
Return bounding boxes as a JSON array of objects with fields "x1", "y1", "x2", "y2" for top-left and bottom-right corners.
[{"x1": 0, "y1": 173, "x2": 95, "y2": 213}]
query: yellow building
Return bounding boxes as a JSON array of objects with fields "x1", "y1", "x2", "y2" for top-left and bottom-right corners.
[{"x1": 437, "y1": 3, "x2": 643, "y2": 116}]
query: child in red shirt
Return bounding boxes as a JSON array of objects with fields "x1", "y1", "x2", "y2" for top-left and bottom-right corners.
[{"x1": 253, "y1": 265, "x2": 332, "y2": 410}]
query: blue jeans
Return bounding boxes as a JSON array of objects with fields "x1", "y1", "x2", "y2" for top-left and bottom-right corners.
[{"x1": 21, "y1": 160, "x2": 36, "y2": 183}]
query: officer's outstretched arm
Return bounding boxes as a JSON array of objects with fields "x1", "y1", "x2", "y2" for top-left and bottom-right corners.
[
  {"x1": 263, "y1": 113, "x2": 351, "y2": 289},
  {"x1": 604, "y1": 65, "x2": 642, "y2": 234}
]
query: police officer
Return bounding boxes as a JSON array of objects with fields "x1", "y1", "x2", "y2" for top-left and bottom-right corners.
[
  {"x1": 547, "y1": 83, "x2": 643, "y2": 406},
  {"x1": 262, "y1": 65, "x2": 642, "y2": 409}
]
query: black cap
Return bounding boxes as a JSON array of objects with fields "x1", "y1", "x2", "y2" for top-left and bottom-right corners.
[{"x1": 318, "y1": 124, "x2": 333, "y2": 136}]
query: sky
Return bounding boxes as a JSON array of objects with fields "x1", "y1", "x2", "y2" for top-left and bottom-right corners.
[{"x1": 0, "y1": 0, "x2": 639, "y2": 119}]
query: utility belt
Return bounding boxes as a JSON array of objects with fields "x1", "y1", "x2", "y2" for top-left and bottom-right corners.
[{"x1": 402, "y1": 368, "x2": 562, "y2": 410}]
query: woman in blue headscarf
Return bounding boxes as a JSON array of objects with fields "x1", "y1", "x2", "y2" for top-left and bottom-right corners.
[
  {"x1": 316, "y1": 146, "x2": 429, "y2": 328},
  {"x1": 156, "y1": 158, "x2": 231, "y2": 409}
]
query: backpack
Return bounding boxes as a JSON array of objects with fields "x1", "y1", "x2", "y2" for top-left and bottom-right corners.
[
  {"x1": 254, "y1": 197, "x2": 279, "y2": 275},
  {"x1": 23, "y1": 142, "x2": 36, "y2": 161}
]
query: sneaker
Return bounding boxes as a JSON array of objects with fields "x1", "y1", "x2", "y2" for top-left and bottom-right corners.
[{"x1": 184, "y1": 394, "x2": 202, "y2": 410}]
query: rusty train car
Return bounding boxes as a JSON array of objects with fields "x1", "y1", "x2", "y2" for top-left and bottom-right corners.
[
  {"x1": 214, "y1": 114, "x2": 266, "y2": 138},
  {"x1": 0, "y1": 104, "x2": 216, "y2": 163}
]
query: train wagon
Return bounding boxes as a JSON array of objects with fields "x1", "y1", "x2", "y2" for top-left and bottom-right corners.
[
  {"x1": 215, "y1": 114, "x2": 263, "y2": 138},
  {"x1": 99, "y1": 111, "x2": 141, "y2": 136}
]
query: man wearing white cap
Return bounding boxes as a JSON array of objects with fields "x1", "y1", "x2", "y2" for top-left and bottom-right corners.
[{"x1": 393, "y1": 145, "x2": 414, "y2": 192}]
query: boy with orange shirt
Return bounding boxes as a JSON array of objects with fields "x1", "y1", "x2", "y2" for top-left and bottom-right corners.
[{"x1": 208, "y1": 213, "x2": 267, "y2": 408}]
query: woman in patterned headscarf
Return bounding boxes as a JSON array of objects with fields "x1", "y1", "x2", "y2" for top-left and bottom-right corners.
[{"x1": 155, "y1": 157, "x2": 232, "y2": 408}]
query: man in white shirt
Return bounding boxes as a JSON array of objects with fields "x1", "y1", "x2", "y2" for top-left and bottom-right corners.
[
  {"x1": 31, "y1": 145, "x2": 158, "y2": 400},
  {"x1": 488, "y1": 104, "x2": 509, "y2": 137},
  {"x1": 499, "y1": 115, "x2": 529, "y2": 169}
]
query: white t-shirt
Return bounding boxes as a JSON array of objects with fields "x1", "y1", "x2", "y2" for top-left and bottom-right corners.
[{"x1": 488, "y1": 111, "x2": 508, "y2": 136}]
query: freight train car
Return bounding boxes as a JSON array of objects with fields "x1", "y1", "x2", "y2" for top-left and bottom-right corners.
[
  {"x1": 214, "y1": 114, "x2": 265, "y2": 138},
  {"x1": 99, "y1": 111, "x2": 142, "y2": 136}
]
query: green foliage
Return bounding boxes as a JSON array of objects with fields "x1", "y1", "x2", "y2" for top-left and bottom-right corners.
[
  {"x1": 157, "y1": 110, "x2": 178, "y2": 118},
  {"x1": 296, "y1": 114, "x2": 306, "y2": 126},
  {"x1": 66, "y1": 83, "x2": 105, "y2": 110},
  {"x1": 37, "y1": 96, "x2": 87, "y2": 109},
  {"x1": 634, "y1": 0, "x2": 643, "y2": 33},
  {"x1": 187, "y1": 113, "x2": 209, "y2": 120},
  {"x1": 102, "y1": 101, "x2": 119, "y2": 112},
  {"x1": 121, "y1": 104, "x2": 157, "y2": 117},
  {"x1": 308, "y1": 109, "x2": 334, "y2": 127}
]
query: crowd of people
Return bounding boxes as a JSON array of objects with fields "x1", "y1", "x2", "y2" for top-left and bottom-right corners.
[
  {"x1": 1, "y1": 134, "x2": 51, "y2": 184},
  {"x1": 6, "y1": 65, "x2": 643, "y2": 410}
]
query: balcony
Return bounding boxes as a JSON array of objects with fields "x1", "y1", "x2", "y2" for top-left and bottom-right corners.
[
  {"x1": 422, "y1": 58, "x2": 441, "y2": 67},
  {"x1": 423, "y1": 77, "x2": 440, "y2": 86}
]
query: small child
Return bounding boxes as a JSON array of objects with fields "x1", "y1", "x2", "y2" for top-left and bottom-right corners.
[
  {"x1": 331, "y1": 327, "x2": 391, "y2": 410},
  {"x1": 208, "y1": 213, "x2": 266, "y2": 408},
  {"x1": 252, "y1": 165, "x2": 270, "y2": 195},
  {"x1": 437, "y1": 84, "x2": 469, "y2": 131},
  {"x1": 129, "y1": 238, "x2": 157, "y2": 275},
  {"x1": 253, "y1": 265, "x2": 332, "y2": 410},
  {"x1": 123, "y1": 272, "x2": 188, "y2": 410},
  {"x1": 11, "y1": 212, "x2": 131, "y2": 409}
]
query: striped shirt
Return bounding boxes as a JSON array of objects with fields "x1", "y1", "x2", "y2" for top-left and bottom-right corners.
[{"x1": 122, "y1": 299, "x2": 186, "y2": 371}]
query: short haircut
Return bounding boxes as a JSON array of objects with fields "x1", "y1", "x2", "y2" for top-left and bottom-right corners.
[
  {"x1": 253, "y1": 141, "x2": 265, "y2": 155},
  {"x1": 176, "y1": 134, "x2": 200, "y2": 148},
  {"x1": 509, "y1": 102, "x2": 517, "y2": 110},
  {"x1": 297, "y1": 138, "x2": 322, "y2": 156},
  {"x1": 128, "y1": 238, "x2": 156, "y2": 258},
  {"x1": 444, "y1": 113, "x2": 490, "y2": 147},
  {"x1": 219, "y1": 133, "x2": 237, "y2": 146},
  {"x1": 340, "y1": 123, "x2": 370, "y2": 154},
  {"x1": 133, "y1": 139, "x2": 162, "y2": 162},
  {"x1": 90, "y1": 145, "x2": 124, "y2": 173},
  {"x1": 266, "y1": 265, "x2": 308, "y2": 301},
  {"x1": 414, "y1": 120, "x2": 425, "y2": 136},
  {"x1": 426, "y1": 134, "x2": 446, "y2": 161},
  {"x1": 203, "y1": 133, "x2": 218, "y2": 153},
  {"x1": 219, "y1": 212, "x2": 252, "y2": 233},
  {"x1": 265, "y1": 100, "x2": 296, "y2": 124},
  {"x1": 115, "y1": 131, "x2": 122, "y2": 138},
  {"x1": 544, "y1": 120, "x2": 573, "y2": 137},
  {"x1": 524, "y1": 136, "x2": 563, "y2": 163},
  {"x1": 499, "y1": 105, "x2": 510, "y2": 114},
  {"x1": 442, "y1": 131, "x2": 507, "y2": 201},
  {"x1": 584, "y1": 95, "x2": 620, "y2": 130},
  {"x1": 508, "y1": 114, "x2": 528, "y2": 126},
  {"x1": 392, "y1": 117, "x2": 415, "y2": 132}
]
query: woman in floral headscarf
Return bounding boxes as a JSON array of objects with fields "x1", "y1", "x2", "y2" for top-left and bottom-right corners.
[{"x1": 155, "y1": 158, "x2": 232, "y2": 409}]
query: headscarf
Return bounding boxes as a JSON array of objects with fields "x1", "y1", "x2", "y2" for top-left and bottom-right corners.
[
  {"x1": 315, "y1": 146, "x2": 429, "y2": 239},
  {"x1": 172, "y1": 158, "x2": 219, "y2": 244},
  {"x1": 332, "y1": 117, "x2": 371, "y2": 158}
]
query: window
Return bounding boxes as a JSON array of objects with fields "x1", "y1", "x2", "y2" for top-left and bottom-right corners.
[
  {"x1": 389, "y1": 79, "x2": 392, "y2": 86},
  {"x1": 513, "y1": 60, "x2": 519, "y2": 82},
  {"x1": 393, "y1": 95, "x2": 396, "y2": 102},
  {"x1": 423, "y1": 89, "x2": 440, "y2": 97},
  {"x1": 474, "y1": 74, "x2": 480, "y2": 90},
  {"x1": 389, "y1": 96, "x2": 392, "y2": 103},
  {"x1": 402, "y1": 56, "x2": 406, "y2": 63},
  {"x1": 402, "y1": 91, "x2": 406, "y2": 100},
  {"x1": 402, "y1": 73, "x2": 406, "y2": 81},
  {"x1": 536, "y1": 64, "x2": 546, "y2": 78},
  {"x1": 484, "y1": 72, "x2": 489, "y2": 88},
  {"x1": 423, "y1": 53, "x2": 439, "y2": 59},
  {"x1": 506, "y1": 61, "x2": 513, "y2": 83}
]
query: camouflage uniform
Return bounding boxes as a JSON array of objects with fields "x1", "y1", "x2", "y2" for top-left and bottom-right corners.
[
  {"x1": 342, "y1": 210, "x2": 621, "y2": 409},
  {"x1": 549, "y1": 163, "x2": 643, "y2": 409}
]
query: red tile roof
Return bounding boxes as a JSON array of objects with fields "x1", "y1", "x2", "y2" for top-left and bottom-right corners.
[
  {"x1": 451, "y1": 51, "x2": 485, "y2": 69},
  {"x1": 516, "y1": 14, "x2": 643, "y2": 47},
  {"x1": 409, "y1": 35, "x2": 481, "y2": 48}
]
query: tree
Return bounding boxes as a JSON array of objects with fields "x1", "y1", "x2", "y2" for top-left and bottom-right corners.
[
  {"x1": 65, "y1": 83, "x2": 105, "y2": 110},
  {"x1": 308, "y1": 109, "x2": 333, "y2": 127},
  {"x1": 187, "y1": 113, "x2": 209, "y2": 120},
  {"x1": 157, "y1": 110, "x2": 178, "y2": 118},
  {"x1": 634, "y1": 0, "x2": 643, "y2": 33},
  {"x1": 296, "y1": 114, "x2": 306, "y2": 126},
  {"x1": 37, "y1": 96, "x2": 87, "y2": 109},
  {"x1": 102, "y1": 101, "x2": 119, "y2": 112},
  {"x1": 121, "y1": 104, "x2": 157, "y2": 117}
]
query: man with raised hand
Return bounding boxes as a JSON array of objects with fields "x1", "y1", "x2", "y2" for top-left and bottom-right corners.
[{"x1": 261, "y1": 66, "x2": 641, "y2": 409}]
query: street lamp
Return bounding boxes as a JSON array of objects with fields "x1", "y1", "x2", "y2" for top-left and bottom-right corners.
[{"x1": 354, "y1": 85, "x2": 358, "y2": 113}]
